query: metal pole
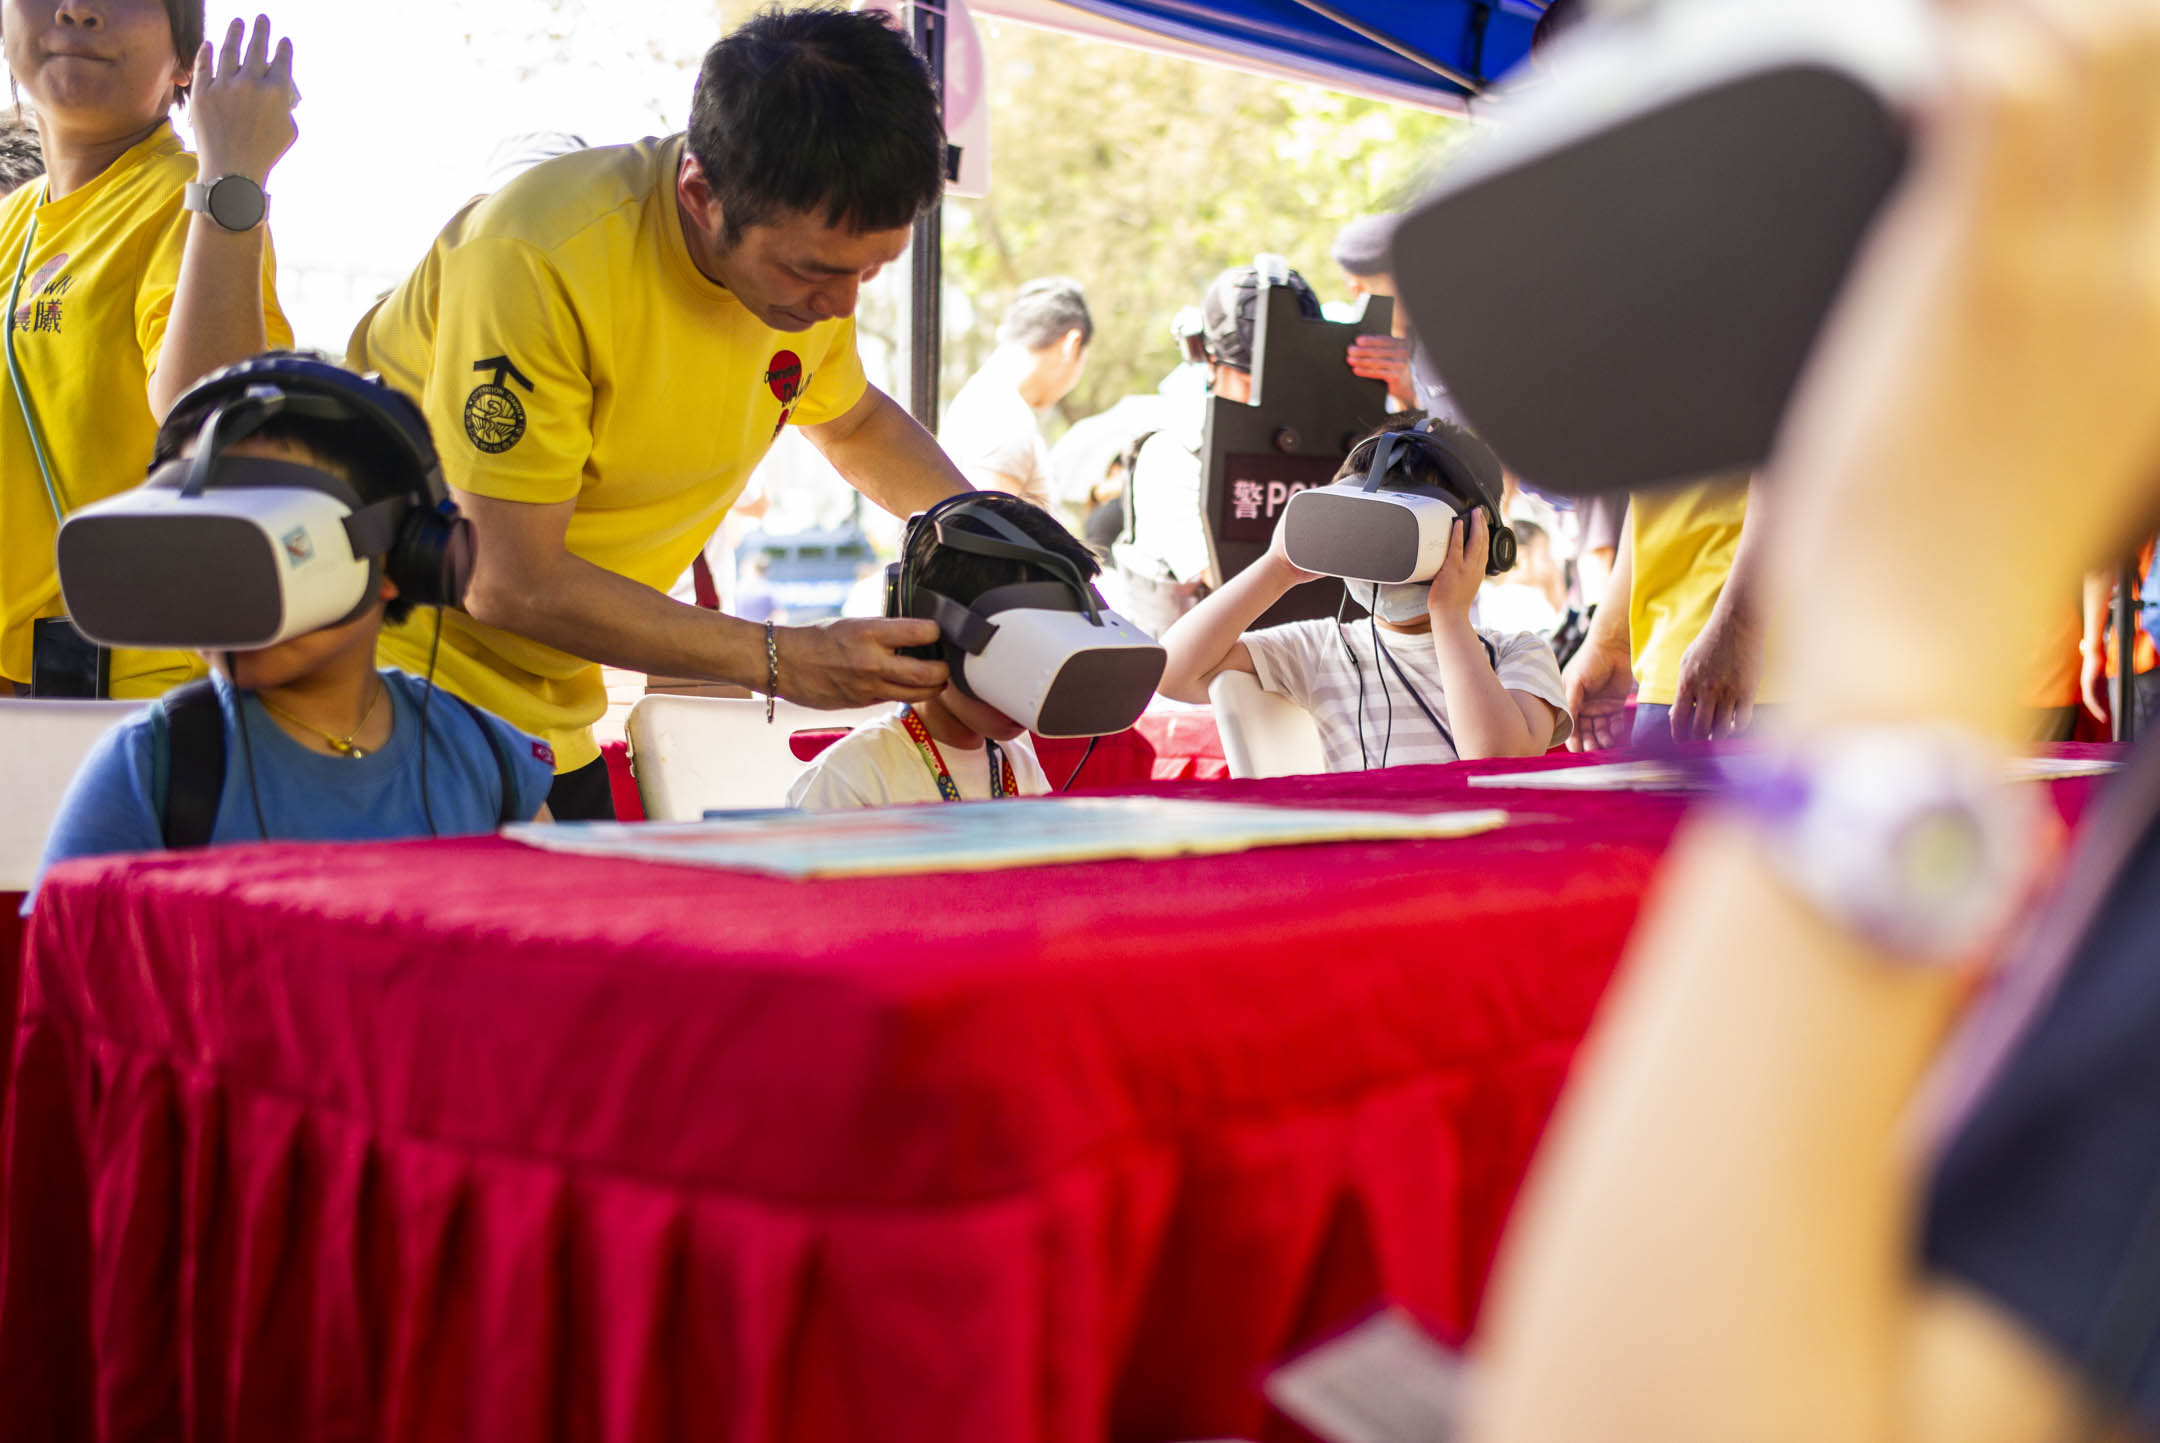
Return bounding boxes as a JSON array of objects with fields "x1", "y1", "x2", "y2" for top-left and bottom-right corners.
[
  {"x1": 907, "y1": 1, "x2": 947, "y2": 433},
  {"x1": 1283, "y1": 0, "x2": 1484, "y2": 95},
  {"x1": 2116, "y1": 558, "x2": 2140, "y2": 744}
]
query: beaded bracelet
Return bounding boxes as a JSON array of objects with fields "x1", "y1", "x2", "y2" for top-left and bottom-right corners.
[{"x1": 764, "y1": 618, "x2": 779, "y2": 724}]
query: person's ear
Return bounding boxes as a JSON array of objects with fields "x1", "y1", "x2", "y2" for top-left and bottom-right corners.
[
  {"x1": 677, "y1": 151, "x2": 723, "y2": 239},
  {"x1": 1063, "y1": 329, "x2": 1085, "y2": 361},
  {"x1": 379, "y1": 573, "x2": 401, "y2": 605}
]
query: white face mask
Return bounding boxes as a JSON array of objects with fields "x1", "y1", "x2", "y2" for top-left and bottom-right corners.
[{"x1": 1361, "y1": 580, "x2": 1431, "y2": 625}]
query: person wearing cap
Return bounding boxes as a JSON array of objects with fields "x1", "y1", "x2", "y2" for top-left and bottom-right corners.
[
  {"x1": 1331, "y1": 213, "x2": 1456, "y2": 418},
  {"x1": 1112, "y1": 259, "x2": 1326, "y2": 638},
  {"x1": 346, "y1": 9, "x2": 971, "y2": 819}
]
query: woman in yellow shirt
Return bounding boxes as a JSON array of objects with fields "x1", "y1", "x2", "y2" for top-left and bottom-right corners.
[{"x1": 0, "y1": 4, "x2": 296, "y2": 697}]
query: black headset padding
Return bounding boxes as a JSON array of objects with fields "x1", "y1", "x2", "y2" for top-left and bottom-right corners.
[
  {"x1": 1356, "y1": 426, "x2": 1518, "y2": 577},
  {"x1": 158, "y1": 354, "x2": 474, "y2": 608},
  {"x1": 887, "y1": 494, "x2": 1103, "y2": 673}
]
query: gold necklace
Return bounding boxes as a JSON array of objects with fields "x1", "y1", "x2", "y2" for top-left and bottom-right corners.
[{"x1": 257, "y1": 678, "x2": 385, "y2": 759}]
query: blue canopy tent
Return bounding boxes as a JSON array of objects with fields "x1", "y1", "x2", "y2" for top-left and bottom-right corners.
[{"x1": 897, "y1": 0, "x2": 1556, "y2": 426}]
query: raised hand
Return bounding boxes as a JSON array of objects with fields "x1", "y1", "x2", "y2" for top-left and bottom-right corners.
[{"x1": 189, "y1": 15, "x2": 297, "y2": 186}]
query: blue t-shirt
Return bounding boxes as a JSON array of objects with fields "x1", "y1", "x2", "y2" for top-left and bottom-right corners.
[{"x1": 32, "y1": 669, "x2": 554, "y2": 901}]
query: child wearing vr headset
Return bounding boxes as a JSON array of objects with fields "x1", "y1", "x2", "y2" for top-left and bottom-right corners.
[
  {"x1": 31, "y1": 354, "x2": 555, "y2": 898},
  {"x1": 1157, "y1": 422, "x2": 1571, "y2": 771},
  {"x1": 789, "y1": 492, "x2": 1165, "y2": 809}
]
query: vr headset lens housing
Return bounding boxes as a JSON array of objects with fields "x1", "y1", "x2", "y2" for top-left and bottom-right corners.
[
  {"x1": 59, "y1": 456, "x2": 391, "y2": 651},
  {"x1": 895, "y1": 499, "x2": 1168, "y2": 738},
  {"x1": 1282, "y1": 482, "x2": 1467, "y2": 584}
]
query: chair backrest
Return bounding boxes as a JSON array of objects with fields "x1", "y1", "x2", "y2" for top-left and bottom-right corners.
[
  {"x1": 626, "y1": 694, "x2": 894, "y2": 819},
  {"x1": 1209, "y1": 670, "x2": 1326, "y2": 780},
  {"x1": 0, "y1": 698, "x2": 141, "y2": 892}
]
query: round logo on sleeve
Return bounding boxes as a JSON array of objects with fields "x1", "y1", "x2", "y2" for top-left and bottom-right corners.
[
  {"x1": 465, "y1": 355, "x2": 537, "y2": 454},
  {"x1": 463, "y1": 383, "x2": 526, "y2": 453}
]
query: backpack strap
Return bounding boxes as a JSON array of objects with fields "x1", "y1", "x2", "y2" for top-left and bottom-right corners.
[
  {"x1": 153, "y1": 679, "x2": 227, "y2": 849},
  {"x1": 448, "y1": 693, "x2": 522, "y2": 825}
]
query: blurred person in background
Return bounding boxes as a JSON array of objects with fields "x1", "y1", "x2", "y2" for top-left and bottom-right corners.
[
  {"x1": 1331, "y1": 211, "x2": 1453, "y2": 418},
  {"x1": 1473, "y1": 6, "x2": 2160, "y2": 1443},
  {"x1": 0, "y1": 6, "x2": 295, "y2": 698},
  {"x1": 1115, "y1": 260, "x2": 1323, "y2": 638},
  {"x1": 939, "y1": 275, "x2": 1090, "y2": 509},
  {"x1": 2081, "y1": 542, "x2": 2160, "y2": 733},
  {"x1": 0, "y1": 110, "x2": 43, "y2": 192}
]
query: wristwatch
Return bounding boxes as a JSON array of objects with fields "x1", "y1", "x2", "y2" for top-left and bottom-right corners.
[
  {"x1": 1722, "y1": 728, "x2": 2046, "y2": 963},
  {"x1": 183, "y1": 175, "x2": 268, "y2": 233}
]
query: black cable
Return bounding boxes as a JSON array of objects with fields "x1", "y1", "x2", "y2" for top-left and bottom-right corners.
[
  {"x1": 1371, "y1": 607, "x2": 1396, "y2": 769},
  {"x1": 1061, "y1": 734, "x2": 1101, "y2": 793},
  {"x1": 1336, "y1": 589, "x2": 1370, "y2": 771},
  {"x1": 417, "y1": 606, "x2": 444, "y2": 838},
  {"x1": 227, "y1": 651, "x2": 271, "y2": 841}
]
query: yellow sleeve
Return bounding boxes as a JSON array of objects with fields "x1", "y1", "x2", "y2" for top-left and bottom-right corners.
[
  {"x1": 423, "y1": 235, "x2": 593, "y2": 504},
  {"x1": 135, "y1": 210, "x2": 295, "y2": 375},
  {"x1": 790, "y1": 316, "x2": 869, "y2": 428}
]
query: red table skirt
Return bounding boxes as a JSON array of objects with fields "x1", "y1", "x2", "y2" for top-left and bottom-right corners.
[{"x1": 0, "y1": 748, "x2": 2117, "y2": 1443}]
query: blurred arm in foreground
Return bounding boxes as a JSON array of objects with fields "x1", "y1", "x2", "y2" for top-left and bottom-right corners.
[{"x1": 1473, "y1": 3, "x2": 2160, "y2": 1442}]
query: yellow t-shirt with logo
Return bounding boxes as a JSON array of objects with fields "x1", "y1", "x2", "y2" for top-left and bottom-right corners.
[
  {"x1": 0, "y1": 122, "x2": 291, "y2": 697},
  {"x1": 354, "y1": 136, "x2": 870, "y2": 771},
  {"x1": 1626, "y1": 475, "x2": 1751, "y2": 707}
]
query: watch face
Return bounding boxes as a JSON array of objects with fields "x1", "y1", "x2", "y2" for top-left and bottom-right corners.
[{"x1": 207, "y1": 176, "x2": 266, "y2": 232}]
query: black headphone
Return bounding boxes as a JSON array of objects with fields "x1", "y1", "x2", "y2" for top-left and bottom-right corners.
[
  {"x1": 882, "y1": 492, "x2": 1103, "y2": 693},
  {"x1": 1356, "y1": 424, "x2": 1518, "y2": 575},
  {"x1": 150, "y1": 353, "x2": 475, "y2": 616}
]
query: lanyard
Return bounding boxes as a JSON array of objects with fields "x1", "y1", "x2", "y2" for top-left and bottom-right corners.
[
  {"x1": 4, "y1": 209, "x2": 68, "y2": 524},
  {"x1": 898, "y1": 704, "x2": 1014, "y2": 801}
]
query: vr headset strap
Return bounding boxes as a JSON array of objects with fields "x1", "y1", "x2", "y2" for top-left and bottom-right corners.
[
  {"x1": 917, "y1": 589, "x2": 999, "y2": 655},
  {"x1": 152, "y1": 680, "x2": 228, "y2": 850},
  {"x1": 343, "y1": 497, "x2": 407, "y2": 558}
]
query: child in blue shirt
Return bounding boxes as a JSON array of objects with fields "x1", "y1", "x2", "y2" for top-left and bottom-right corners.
[{"x1": 32, "y1": 357, "x2": 553, "y2": 902}]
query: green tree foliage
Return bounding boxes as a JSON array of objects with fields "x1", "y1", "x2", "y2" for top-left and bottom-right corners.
[{"x1": 942, "y1": 22, "x2": 1465, "y2": 430}]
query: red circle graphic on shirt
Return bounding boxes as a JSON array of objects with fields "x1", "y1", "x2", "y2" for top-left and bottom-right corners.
[{"x1": 765, "y1": 351, "x2": 803, "y2": 404}]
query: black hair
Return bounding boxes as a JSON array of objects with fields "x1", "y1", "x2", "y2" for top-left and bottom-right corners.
[
  {"x1": 155, "y1": 351, "x2": 424, "y2": 626},
  {"x1": 166, "y1": 1, "x2": 205, "y2": 106},
  {"x1": 1531, "y1": 0, "x2": 1587, "y2": 57},
  {"x1": 910, "y1": 493, "x2": 1100, "y2": 609},
  {"x1": 998, "y1": 276, "x2": 1092, "y2": 350},
  {"x1": 686, "y1": 6, "x2": 945, "y2": 247},
  {"x1": 1336, "y1": 419, "x2": 1504, "y2": 511},
  {"x1": 0, "y1": 112, "x2": 42, "y2": 193}
]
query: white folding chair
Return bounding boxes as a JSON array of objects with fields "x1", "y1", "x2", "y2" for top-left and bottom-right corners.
[
  {"x1": 624, "y1": 694, "x2": 892, "y2": 819},
  {"x1": 0, "y1": 697, "x2": 141, "y2": 892},
  {"x1": 1209, "y1": 669, "x2": 1327, "y2": 780}
]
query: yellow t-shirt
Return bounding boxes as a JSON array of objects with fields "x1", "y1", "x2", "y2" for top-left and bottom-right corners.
[
  {"x1": 355, "y1": 136, "x2": 870, "y2": 771},
  {"x1": 1626, "y1": 475, "x2": 1751, "y2": 707},
  {"x1": 0, "y1": 122, "x2": 291, "y2": 697}
]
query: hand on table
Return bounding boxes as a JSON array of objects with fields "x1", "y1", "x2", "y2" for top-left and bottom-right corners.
[
  {"x1": 775, "y1": 618, "x2": 949, "y2": 708},
  {"x1": 190, "y1": 16, "x2": 298, "y2": 186},
  {"x1": 1563, "y1": 635, "x2": 1633, "y2": 752},
  {"x1": 1669, "y1": 606, "x2": 1763, "y2": 742}
]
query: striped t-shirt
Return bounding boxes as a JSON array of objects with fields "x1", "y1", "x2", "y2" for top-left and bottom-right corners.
[{"x1": 1243, "y1": 619, "x2": 1571, "y2": 773}]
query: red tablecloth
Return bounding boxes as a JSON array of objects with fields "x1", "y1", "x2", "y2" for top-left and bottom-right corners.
[{"x1": 1, "y1": 750, "x2": 2116, "y2": 1443}]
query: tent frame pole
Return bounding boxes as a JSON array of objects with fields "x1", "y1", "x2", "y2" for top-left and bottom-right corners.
[
  {"x1": 908, "y1": 1, "x2": 948, "y2": 433},
  {"x1": 1282, "y1": 0, "x2": 1484, "y2": 94}
]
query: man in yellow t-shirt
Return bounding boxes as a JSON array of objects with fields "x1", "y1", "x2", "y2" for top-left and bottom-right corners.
[
  {"x1": 1562, "y1": 473, "x2": 1769, "y2": 749},
  {"x1": 351, "y1": 9, "x2": 970, "y2": 816}
]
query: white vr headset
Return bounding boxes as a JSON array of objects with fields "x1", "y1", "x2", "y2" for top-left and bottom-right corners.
[
  {"x1": 887, "y1": 495, "x2": 1166, "y2": 738},
  {"x1": 57, "y1": 356, "x2": 474, "y2": 650},
  {"x1": 1280, "y1": 427, "x2": 1518, "y2": 584},
  {"x1": 1391, "y1": 0, "x2": 1939, "y2": 496}
]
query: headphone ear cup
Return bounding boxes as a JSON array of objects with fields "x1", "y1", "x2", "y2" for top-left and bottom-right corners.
[
  {"x1": 1486, "y1": 518, "x2": 1518, "y2": 575},
  {"x1": 387, "y1": 507, "x2": 474, "y2": 610}
]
